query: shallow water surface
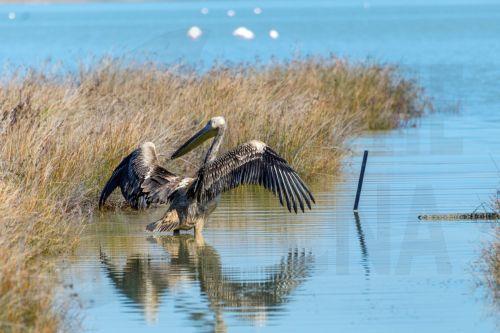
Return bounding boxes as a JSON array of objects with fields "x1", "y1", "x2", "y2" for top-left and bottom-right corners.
[{"x1": 63, "y1": 107, "x2": 499, "y2": 332}]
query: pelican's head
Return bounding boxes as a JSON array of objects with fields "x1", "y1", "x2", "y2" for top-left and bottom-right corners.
[{"x1": 171, "y1": 116, "x2": 226, "y2": 159}]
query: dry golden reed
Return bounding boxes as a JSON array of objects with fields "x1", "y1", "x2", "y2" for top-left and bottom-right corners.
[{"x1": 0, "y1": 57, "x2": 429, "y2": 332}]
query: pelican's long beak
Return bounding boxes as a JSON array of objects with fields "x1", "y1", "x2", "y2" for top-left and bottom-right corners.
[{"x1": 171, "y1": 123, "x2": 217, "y2": 159}]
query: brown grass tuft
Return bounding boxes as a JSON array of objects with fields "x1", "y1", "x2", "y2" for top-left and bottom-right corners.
[
  {"x1": 0, "y1": 57, "x2": 429, "y2": 331},
  {"x1": 484, "y1": 232, "x2": 500, "y2": 297},
  {"x1": 480, "y1": 194, "x2": 500, "y2": 308}
]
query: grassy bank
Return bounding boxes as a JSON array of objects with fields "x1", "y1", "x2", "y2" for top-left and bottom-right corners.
[{"x1": 0, "y1": 57, "x2": 429, "y2": 332}]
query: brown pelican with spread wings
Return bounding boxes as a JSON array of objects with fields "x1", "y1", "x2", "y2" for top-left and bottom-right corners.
[{"x1": 99, "y1": 116, "x2": 314, "y2": 235}]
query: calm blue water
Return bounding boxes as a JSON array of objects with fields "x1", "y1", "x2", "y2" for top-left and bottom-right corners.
[{"x1": 4, "y1": 1, "x2": 498, "y2": 332}]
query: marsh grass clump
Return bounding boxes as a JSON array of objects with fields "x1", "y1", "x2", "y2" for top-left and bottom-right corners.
[
  {"x1": 0, "y1": 57, "x2": 429, "y2": 331},
  {"x1": 475, "y1": 193, "x2": 500, "y2": 315},
  {"x1": 480, "y1": 227, "x2": 500, "y2": 313},
  {"x1": 481, "y1": 195, "x2": 500, "y2": 306},
  {"x1": 0, "y1": 184, "x2": 78, "y2": 333}
]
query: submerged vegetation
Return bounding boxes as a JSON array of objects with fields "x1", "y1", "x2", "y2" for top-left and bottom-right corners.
[{"x1": 0, "y1": 57, "x2": 429, "y2": 332}]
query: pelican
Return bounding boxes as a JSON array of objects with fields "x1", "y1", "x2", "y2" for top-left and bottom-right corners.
[{"x1": 99, "y1": 116, "x2": 315, "y2": 235}]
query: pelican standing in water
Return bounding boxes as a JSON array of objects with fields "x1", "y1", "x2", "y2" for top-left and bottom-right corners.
[{"x1": 99, "y1": 116, "x2": 314, "y2": 235}]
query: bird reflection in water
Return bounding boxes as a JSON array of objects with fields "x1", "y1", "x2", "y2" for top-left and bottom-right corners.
[{"x1": 99, "y1": 235, "x2": 314, "y2": 331}]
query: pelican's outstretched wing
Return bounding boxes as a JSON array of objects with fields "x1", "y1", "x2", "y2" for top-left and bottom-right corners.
[
  {"x1": 99, "y1": 142, "x2": 180, "y2": 209},
  {"x1": 189, "y1": 140, "x2": 315, "y2": 213}
]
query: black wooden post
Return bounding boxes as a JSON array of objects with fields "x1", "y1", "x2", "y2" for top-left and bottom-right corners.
[{"x1": 353, "y1": 150, "x2": 369, "y2": 212}]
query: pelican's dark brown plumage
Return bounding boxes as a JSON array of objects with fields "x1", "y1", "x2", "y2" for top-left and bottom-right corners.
[
  {"x1": 99, "y1": 116, "x2": 315, "y2": 235},
  {"x1": 188, "y1": 141, "x2": 314, "y2": 213},
  {"x1": 98, "y1": 142, "x2": 181, "y2": 209}
]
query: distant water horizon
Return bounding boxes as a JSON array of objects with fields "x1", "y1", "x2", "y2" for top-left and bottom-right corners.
[{"x1": 1, "y1": 1, "x2": 500, "y2": 70}]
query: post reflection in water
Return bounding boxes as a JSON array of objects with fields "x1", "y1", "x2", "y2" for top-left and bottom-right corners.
[
  {"x1": 98, "y1": 234, "x2": 314, "y2": 331},
  {"x1": 353, "y1": 212, "x2": 370, "y2": 278}
]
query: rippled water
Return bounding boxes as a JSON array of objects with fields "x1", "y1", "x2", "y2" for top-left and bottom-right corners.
[
  {"x1": 64, "y1": 114, "x2": 499, "y2": 332},
  {"x1": 4, "y1": 1, "x2": 497, "y2": 332}
]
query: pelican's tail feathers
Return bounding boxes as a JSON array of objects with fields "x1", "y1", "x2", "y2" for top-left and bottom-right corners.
[{"x1": 146, "y1": 210, "x2": 180, "y2": 233}]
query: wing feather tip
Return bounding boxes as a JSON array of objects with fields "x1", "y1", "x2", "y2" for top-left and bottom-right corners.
[{"x1": 191, "y1": 140, "x2": 316, "y2": 214}]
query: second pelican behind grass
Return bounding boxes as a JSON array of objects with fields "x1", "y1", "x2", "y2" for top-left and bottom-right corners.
[{"x1": 99, "y1": 116, "x2": 315, "y2": 236}]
